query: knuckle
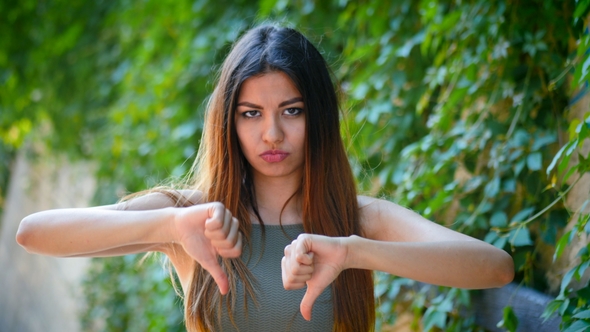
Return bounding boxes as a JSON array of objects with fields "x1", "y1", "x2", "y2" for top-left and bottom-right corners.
[
  {"x1": 210, "y1": 202, "x2": 224, "y2": 210},
  {"x1": 283, "y1": 282, "x2": 296, "y2": 290},
  {"x1": 297, "y1": 233, "x2": 308, "y2": 241}
]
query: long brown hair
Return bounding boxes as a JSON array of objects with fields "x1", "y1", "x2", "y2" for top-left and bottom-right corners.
[{"x1": 185, "y1": 24, "x2": 375, "y2": 331}]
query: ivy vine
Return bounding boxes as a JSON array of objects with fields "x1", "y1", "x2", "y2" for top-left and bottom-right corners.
[{"x1": 2, "y1": 0, "x2": 589, "y2": 331}]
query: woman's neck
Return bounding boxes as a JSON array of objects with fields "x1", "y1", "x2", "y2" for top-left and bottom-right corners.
[{"x1": 251, "y1": 174, "x2": 303, "y2": 225}]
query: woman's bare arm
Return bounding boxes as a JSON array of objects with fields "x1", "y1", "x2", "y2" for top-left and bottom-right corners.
[
  {"x1": 16, "y1": 192, "x2": 184, "y2": 257},
  {"x1": 16, "y1": 207, "x2": 178, "y2": 257},
  {"x1": 352, "y1": 195, "x2": 514, "y2": 288},
  {"x1": 16, "y1": 190, "x2": 242, "y2": 294}
]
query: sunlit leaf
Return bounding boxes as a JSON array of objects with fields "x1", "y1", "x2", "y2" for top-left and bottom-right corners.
[
  {"x1": 527, "y1": 152, "x2": 543, "y2": 171},
  {"x1": 542, "y1": 300, "x2": 562, "y2": 322},
  {"x1": 554, "y1": 230, "x2": 573, "y2": 262},
  {"x1": 509, "y1": 228, "x2": 533, "y2": 247},
  {"x1": 422, "y1": 308, "x2": 446, "y2": 332},
  {"x1": 491, "y1": 212, "x2": 508, "y2": 227},
  {"x1": 559, "y1": 268, "x2": 576, "y2": 298},
  {"x1": 511, "y1": 207, "x2": 535, "y2": 223},
  {"x1": 547, "y1": 143, "x2": 569, "y2": 175},
  {"x1": 563, "y1": 320, "x2": 590, "y2": 332}
]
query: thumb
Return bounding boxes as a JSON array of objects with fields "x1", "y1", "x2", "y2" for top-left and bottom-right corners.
[
  {"x1": 300, "y1": 284, "x2": 324, "y2": 321},
  {"x1": 200, "y1": 257, "x2": 229, "y2": 295}
]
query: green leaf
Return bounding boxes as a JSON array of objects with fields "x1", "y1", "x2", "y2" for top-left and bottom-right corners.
[
  {"x1": 581, "y1": 56, "x2": 590, "y2": 84},
  {"x1": 547, "y1": 143, "x2": 569, "y2": 175},
  {"x1": 560, "y1": 269, "x2": 576, "y2": 298},
  {"x1": 563, "y1": 319, "x2": 590, "y2": 332},
  {"x1": 491, "y1": 212, "x2": 508, "y2": 227},
  {"x1": 580, "y1": 119, "x2": 590, "y2": 141},
  {"x1": 577, "y1": 260, "x2": 590, "y2": 280},
  {"x1": 532, "y1": 134, "x2": 557, "y2": 150},
  {"x1": 570, "y1": 119, "x2": 582, "y2": 140},
  {"x1": 497, "y1": 306, "x2": 519, "y2": 332},
  {"x1": 526, "y1": 152, "x2": 543, "y2": 171},
  {"x1": 572, "y1": 310, "x2": 590, "y2": 319},
  {"x1": 554, "y1": 230, "x2": 573, "y2": 262},
  {"x1": 493, "y1": 236, "x2": 508, "y2": 249},
  {"x1": 423, "y1": 308, "x2": 447, "y2": 332},
  {"x1": 374, "y1": 280, "x2": 389, "y2": 297},
  {"x1": 484, "y1": 176, "x2": 500, "y2": 197},
  {"x1": 502, "y1": 178, "x2": 516, "y2": 193},
  {"x1": 514, "y1": 160, "x2": 526, "y2": 176},
  {"x1": 437, "y1": 296, "x2": 454, "y2": 313},
  {"x1": 484, "y1": 231, "x2": 499, "y2": 244},
  {"x1": 579, "y1": 152, "x2": 590, "y2": 173},
  {"x1": 564, "y1": 166, "x2": 580, "y2": 184},
  {"x1": 559, "y1": 298, "x2": 571, "y2": 315},
  {"x1": 509, "y1": 228, "x2": 533, "y2": 246},
  {"x1": 574, "y1": 0, "x2": 590, "y2": 18},
  {"x1": 558, "y1": 140, "x2": 579, "y2": 175},
  {"x1": 511, "y1": 207, "x2": 535, "y2": 223},
  {"x1": 542, "y1": 300, "x2": 562, "y2": 321}
]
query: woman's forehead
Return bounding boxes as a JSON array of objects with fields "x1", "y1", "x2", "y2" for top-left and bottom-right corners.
[{"x1": 237, "y1": 72, "x2": 302, "y2": 105}]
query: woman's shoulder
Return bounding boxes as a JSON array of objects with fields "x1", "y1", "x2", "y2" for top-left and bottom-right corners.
[
  {"x1": 356, "y1": 195, "x2": 424, "y2": 241},
  {"x1": 357, "y1": 194, "x2": 377, "y2": 208},
  {"x1": 357, "y1": 195, "x2": 390, "y2": 238},
  {"x1": 357, "y1": 194, "x2": 395, "y2": 215}
]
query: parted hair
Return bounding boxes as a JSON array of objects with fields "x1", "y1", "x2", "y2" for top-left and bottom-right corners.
[{"x1": 186, "y1": 24, "x2": 375, "y2": 331}]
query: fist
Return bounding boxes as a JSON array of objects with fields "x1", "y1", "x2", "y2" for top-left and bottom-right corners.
[
  {"x1": 281, "y1": 234, "x2": 348, "y2": 321},
  {"x1": 174, "y1": 202, "x2": 243, "y2": 294}
]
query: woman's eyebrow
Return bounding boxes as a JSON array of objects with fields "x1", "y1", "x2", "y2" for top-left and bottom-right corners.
[
  {"x1": 278, "y1": 97, "x2": 303, "y2": 107},
  {"x1": 236, "y1": 101, "x2": 262, "y2": 109},
  {"x1": 236, "y1": 97, "x2": 303, "y2": 109}
]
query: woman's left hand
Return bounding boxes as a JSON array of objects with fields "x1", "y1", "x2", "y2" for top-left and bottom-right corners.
[{"x1": 281, "y1": 234, "x2": 348, "y2": 321}]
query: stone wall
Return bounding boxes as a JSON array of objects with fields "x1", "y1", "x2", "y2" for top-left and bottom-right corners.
[{"x1": 0, "y1": 150, "x2": 95, "y2": 332}]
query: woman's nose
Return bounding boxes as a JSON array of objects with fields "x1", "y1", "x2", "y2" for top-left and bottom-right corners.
[{"x1": 262, "y1": 117, "x2": 284, "y2": 144}]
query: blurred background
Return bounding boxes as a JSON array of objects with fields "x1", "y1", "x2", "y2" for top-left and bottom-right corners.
[{"x1": 1, "y1": 0, "x2": 589, "y2": 331}]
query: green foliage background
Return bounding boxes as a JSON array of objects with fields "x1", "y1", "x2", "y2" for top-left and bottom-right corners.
[{"x1": 2, "y1": 0, "x2": 590, "y2": 330}]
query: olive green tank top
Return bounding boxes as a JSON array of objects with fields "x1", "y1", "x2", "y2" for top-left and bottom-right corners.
[{"x1": 217, "y1": 224, "x2": 334, "y2": 331}]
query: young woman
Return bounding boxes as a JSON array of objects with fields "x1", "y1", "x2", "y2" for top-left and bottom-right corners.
[{"x1": 16, "y1": 24, "x2": 514, "y2": 331}]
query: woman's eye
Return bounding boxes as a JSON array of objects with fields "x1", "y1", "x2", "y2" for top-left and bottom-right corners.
[
  {"x1": 284, "y1": 108, "x2": 303, "y2": 116},
  {"x1": 242, "y1": 110, "x2": 260, "y2": 118}
]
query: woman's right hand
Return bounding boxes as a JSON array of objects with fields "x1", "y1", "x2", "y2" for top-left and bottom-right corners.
[{"x1": 174, "y1": 202, "x2": 242, "y2": 294}]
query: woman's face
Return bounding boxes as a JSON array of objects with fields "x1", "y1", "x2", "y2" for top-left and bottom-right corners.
[{"x1": 235, "y1": 71, "x2": 306, "y2": 182}]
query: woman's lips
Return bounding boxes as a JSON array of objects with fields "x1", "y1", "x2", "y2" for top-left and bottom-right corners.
[{"x1": 260, "y1": 150, "x2": 289, "y2": 163}]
